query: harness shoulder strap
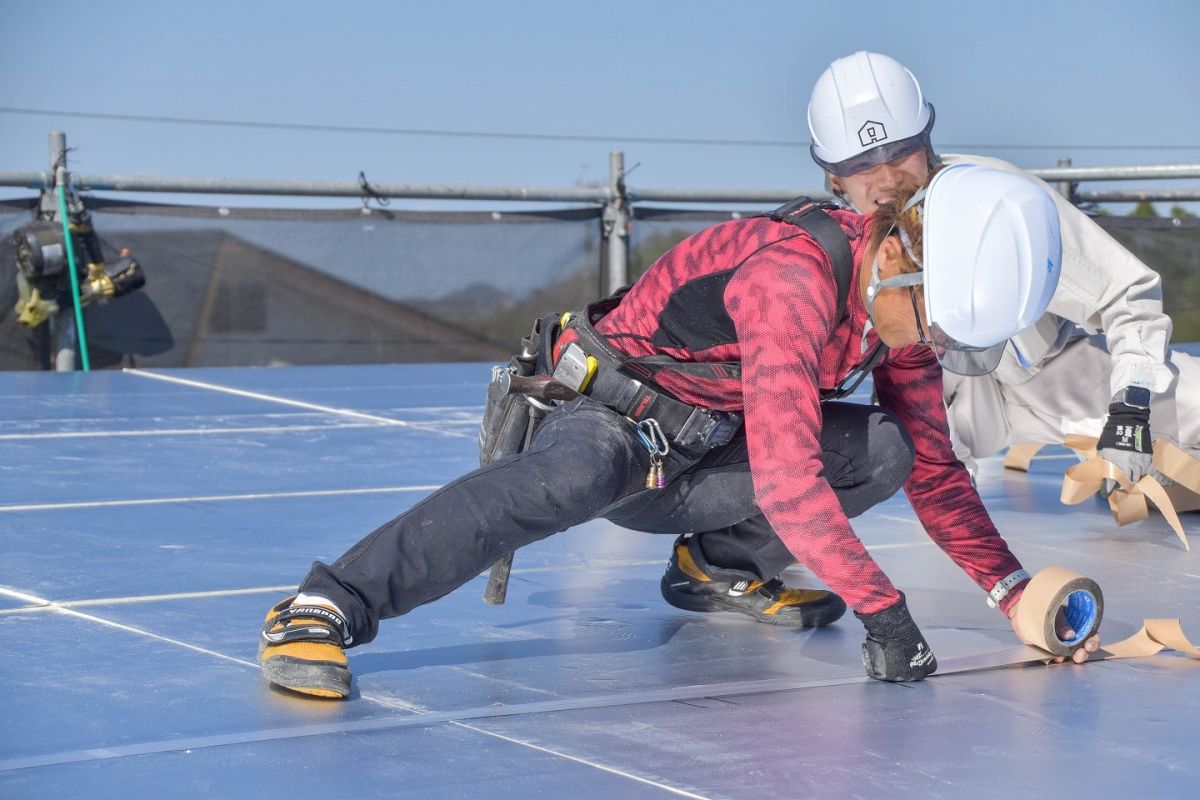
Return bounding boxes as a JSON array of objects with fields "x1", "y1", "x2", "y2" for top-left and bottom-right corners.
[
  {"x1": 767, "y1": 199, "x2": 890, "y2": 403},
  {"x1": 765, "y1": 198, "x2": 854, "y2": 323},
  {"x1": 577, "y1": 290, "x2": 742, "y2": 381},
  {"x1": 573, "y1": 204, "x2": 860, "y2": 397},
  {"x1": 580, "y1": 203, "x2": 854, "y2": 384}
]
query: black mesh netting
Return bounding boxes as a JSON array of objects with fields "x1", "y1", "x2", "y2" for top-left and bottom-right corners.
[
  {"x1": 1095, "y1": 216, "x2": 1200, "y2": 341},
  {"x1": 0, "y1": 197, "x2": 603, "y2": 370},
  {"x1": 1, "y1": 198, "x2": 1197, "y2": 370}
]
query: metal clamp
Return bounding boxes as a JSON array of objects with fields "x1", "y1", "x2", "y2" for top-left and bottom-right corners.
[{"x1": 674, "y1": 408, "x2": 742, "y2": 449}]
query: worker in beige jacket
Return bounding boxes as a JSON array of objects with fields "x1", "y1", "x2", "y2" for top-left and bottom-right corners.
[{"x1": 807, "y1": 51, "x2": 1198, "y2": 486}]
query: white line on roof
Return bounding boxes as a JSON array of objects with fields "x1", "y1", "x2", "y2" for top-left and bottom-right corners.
[
  {"x1": 124, "y1": 368, "x2": 474, "y2": 439},
  {"x1": 451, "y1": 722, "x2": 714, "y2": 799},
  {"x1": 0, "y1": 421, "x2": 388, "y2": 440},
  {"x1": 0, "y1": 484, "x2": 442, "y2": 513},
  {"x1": 0, "y1": 586, "x2": 258, "y2": 668},
  {"x1": 0, "y1": 418, "x2": 479, "y2": 441}
]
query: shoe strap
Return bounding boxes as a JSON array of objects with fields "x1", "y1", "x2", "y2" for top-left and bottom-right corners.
[{"x1": 263, "y1": 604, "x2": 353, "y2": 647}]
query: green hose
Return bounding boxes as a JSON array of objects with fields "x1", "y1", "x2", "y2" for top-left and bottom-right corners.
[{"x1": 55, "y1": 182, "x2": 90, "y2": 371}]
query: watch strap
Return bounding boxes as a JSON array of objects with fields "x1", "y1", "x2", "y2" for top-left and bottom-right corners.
[{"x1": 987, "y1": 569, "x2": 1032, "y2": 609}]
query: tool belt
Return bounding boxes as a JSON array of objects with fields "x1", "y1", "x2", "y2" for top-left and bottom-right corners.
[
  {"x1": 478, "y1": 314, "x2": 556, "y2": 466},
  {"x1": 479, "y1": 301, "x2": 741, "y2": 464}
]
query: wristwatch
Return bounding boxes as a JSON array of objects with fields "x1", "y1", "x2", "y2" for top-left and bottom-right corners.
[
  {"x1": 987, "y1": 569, "x2": 1031, "y2": 609},
  {"x1": 1113, "y1": 386, "x2": 1152, "y2": 410}
]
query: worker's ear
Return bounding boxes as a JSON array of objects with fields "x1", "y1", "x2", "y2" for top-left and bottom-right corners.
[{"x1": 876, "y1": 234, "x2": 903, "y2": 273}]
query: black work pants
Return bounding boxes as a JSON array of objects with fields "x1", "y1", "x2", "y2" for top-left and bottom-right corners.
[{"x1": 301, "y1": 398, "x2": 914, "y2": 645}]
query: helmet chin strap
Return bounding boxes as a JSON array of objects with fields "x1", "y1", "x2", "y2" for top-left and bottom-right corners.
[
  {"x1": 861, "y1": 253, "x2": 884, "y2": 353},
  {"x1": 861, "y1": 317, "x2": 876, "y2": 354},
  {"x1": 825, "y1": 173, "x2": 859, "y2": 213},
  {"x1": 901, "y1": 185, "x2": 929, "y2": 213},
  {"x1": 863, "y1": 229, "x2": 929, "y2": 354}
]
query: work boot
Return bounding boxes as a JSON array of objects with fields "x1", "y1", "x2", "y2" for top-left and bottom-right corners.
[
  {"x1": 259, "y1": 596, "x2": 353, "y2": 699},
  {"x1": 660, "y1": 535, "x2": 846, "y2": 627}
]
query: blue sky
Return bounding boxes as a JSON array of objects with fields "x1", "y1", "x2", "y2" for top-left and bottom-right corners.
[{"x1": 1, "y1": 0, "x2": 1197, "y2": 207}]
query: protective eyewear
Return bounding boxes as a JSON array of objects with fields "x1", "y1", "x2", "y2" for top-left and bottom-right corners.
[{"x1": 812, "y1": 107, "x2": 936, "y2": 178}]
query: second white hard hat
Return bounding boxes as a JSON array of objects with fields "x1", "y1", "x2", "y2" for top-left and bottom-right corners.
[{"x1": 921, "y1": 163, "x2": 1063, "y2": 375}]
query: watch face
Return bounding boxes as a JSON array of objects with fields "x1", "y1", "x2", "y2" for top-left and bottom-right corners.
[{"x1": 1124, "y1": 386, "x2": 1152, "y2": 409}]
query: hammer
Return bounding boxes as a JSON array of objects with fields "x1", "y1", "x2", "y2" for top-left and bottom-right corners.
[{"x1": 482, "y1": 374, "x2": 578, "y2": 604}]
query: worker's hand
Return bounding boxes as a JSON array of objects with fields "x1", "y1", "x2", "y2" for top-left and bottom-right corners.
[
  {"x1": 1008, "y1": 599, "x2": 1101, "y2": 665},
  {"x1": 854, "y1": 592, "x2": 937, "y2": 681},
  {"x1": 1097, "y1": 401, "x2": 1153, "y2": 495}
]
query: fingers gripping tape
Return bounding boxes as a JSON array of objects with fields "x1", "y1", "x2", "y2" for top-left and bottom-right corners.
[{"x1": 262, "y1": 603, "x2": 353, "y2": 647}]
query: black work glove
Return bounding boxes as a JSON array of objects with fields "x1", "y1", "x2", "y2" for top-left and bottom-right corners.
[
  {"x1": 1097, "y1": 402, "x2": 1153, "y2": 491},
  {"x1": 854, "y1": 592, "x2": 937, "y2": 682}
]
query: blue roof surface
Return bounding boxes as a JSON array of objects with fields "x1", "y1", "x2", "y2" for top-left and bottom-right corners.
[{"x1": 1, "y1": 363, "x2": 1197, "y2": 799}]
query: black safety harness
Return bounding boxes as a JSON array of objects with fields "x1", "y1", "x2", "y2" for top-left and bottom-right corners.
[{"x1": 559, "y1": 198, "x2": 888, "y2": 451}]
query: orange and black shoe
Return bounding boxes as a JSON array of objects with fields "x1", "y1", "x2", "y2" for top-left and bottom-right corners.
[
  {"x1": 259, "y1": 596, "x2": 353, "y2": 699},
  {"x1": 660, "y1": 535, "x2": 846, "y2": 627}
]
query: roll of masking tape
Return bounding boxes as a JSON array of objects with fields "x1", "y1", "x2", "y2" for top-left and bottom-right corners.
[{"x1": 1012, "y1": 566, "x2": 1104, "y2": 657}]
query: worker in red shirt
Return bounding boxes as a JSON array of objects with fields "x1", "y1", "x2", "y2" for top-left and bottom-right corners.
[{"x1": 260, "y1": 163, "x2": 1098, "y2": 699}]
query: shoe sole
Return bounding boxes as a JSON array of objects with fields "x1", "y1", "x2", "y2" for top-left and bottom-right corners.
[
  {"x1": 661, "y1": 580, "x2": 847, "y2": 628},
  {"x1": 262, "y1": 654, "x2": 352, "y2": 699}
]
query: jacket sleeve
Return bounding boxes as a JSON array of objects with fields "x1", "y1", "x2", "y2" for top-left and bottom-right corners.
[
  {"x1": 873, "y1": 344, "x2": 1028, "y2": 615},
  {"x1": 725, "y1": 244, "x2": 903, "y2": 616},
  {"x1": 942, "y1": 153, "x2": 1174, "y2": 395}
]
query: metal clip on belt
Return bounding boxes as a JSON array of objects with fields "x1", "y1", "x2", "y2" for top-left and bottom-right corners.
[{"x1": 675, "y1": 406, "x2": 742, "y2": 450}]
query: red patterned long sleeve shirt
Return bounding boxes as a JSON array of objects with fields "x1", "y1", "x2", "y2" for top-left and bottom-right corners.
[{"x1": 595, "y1": 209, "x2": 1026, "y2": 615}]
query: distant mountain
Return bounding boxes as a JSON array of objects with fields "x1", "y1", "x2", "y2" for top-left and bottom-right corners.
[{"x1": 424, "y1": 281, "x2": 520, "y2": 320}]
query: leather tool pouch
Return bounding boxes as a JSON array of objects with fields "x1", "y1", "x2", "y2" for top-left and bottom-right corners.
[{"x1": 478, "y1": 314, "x2": 560, "y2": 466}]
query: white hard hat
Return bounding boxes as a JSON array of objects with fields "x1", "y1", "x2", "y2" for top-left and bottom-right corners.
[
  {"x1": 808, "y1": 51, "x2": 934, "y2": 177},
  {"x1": 921, "y1": 164, "x2": 1062, "y2": 375}
]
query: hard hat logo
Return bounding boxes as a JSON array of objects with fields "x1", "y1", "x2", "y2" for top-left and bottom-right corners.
[{"x1": 859, "y1": 121, "x2": 888, "y2": 147}]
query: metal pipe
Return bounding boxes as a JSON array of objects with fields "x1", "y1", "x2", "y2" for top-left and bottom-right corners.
[
  {"x1": 1053, "y1": 157, "x2": 1075, "y2": 201},
  {"x1": 1028, "y1": 163, "x2": 1200, "y2": 182},
  {"x1": 0, "y1": 172, "x2": 611, "y2": 202},
  {"x1": 0, "y1": 166, "x2": 1198, "y2": 204},
  {"x1": 630, "y1": 187, "x2": 832, "y2": 204},
  {"x1": 49, "y1": 131, "x2": 66, "y2": 171},
  {"x1": 0, "y1": 170, "x2": 827, "y2": 205},
  {"x1": 1074, "y1": 189, "x2": 1200, "y2": 203},
  {"x1": 603, "y1": 151, "x2": 629, "y2": 293}
]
